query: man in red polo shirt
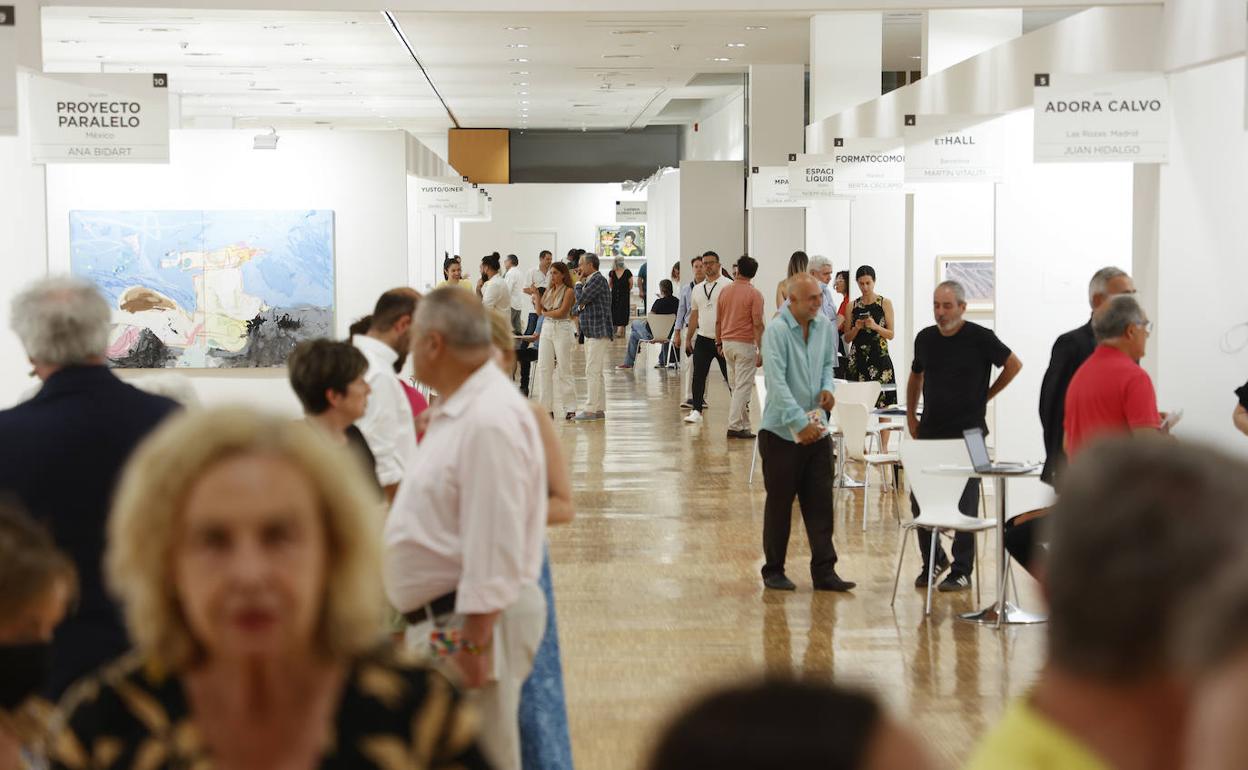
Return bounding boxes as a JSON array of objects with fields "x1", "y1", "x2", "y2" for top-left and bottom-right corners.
[{"x1": 1064, "y1": 294, "x2": 1161, "y2": 458}]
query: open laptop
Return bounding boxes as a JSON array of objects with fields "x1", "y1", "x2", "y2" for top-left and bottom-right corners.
[{"x1": 963, "y1": 428, "x2": 1040, "y2": 474}]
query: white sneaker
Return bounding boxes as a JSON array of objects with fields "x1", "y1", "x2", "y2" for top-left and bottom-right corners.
[{"x1": 683, "y1": 410, "x2": 703, "y2": 424}]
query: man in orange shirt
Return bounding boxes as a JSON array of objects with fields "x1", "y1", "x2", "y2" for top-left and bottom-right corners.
[
  {"x1": 1064, "y1": 294, "x2": 1163, "y2": 458},
  {"x1": 716, "y1": 256, "x2": 766, "y2": 439}
]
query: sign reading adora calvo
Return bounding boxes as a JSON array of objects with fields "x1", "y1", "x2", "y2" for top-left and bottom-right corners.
[
  {"x1": 29, "y1": 73, "x2": 170, "y2": 163},
  {"x1": 1033, "y1": 72, "x2": 1170, "y2": 163},
  {"x1": 0, "y1": 5, "x2": 16, "y2": 136}
]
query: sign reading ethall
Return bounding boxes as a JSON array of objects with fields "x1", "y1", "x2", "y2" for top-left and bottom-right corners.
[
  {"x1": 1032, "y1": 72, "x2": 1170, "y2": 163},
  {"x1": 29, "y1": 73, "x2": 170, "y2": 163},
  {"x1": 904, "y1": 114, "x2": 1004, "y2": 183}
]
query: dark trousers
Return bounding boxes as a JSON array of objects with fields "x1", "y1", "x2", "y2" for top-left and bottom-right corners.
[
  {"x1": 760, "y1": 431, "x2": 838, "y2": 580},
  {"x1": 691, "y1": 334, "x2": 728, "y2": 411},
  {"x1": 1004, "y1": 515, "x2": 1045, "y2": 575},
  {"x1": 910, "y1": 479, "x2": 981, "y2": 577},
  {"x1": 514, "y1": 345, "x2": 538, "y2": 394}
]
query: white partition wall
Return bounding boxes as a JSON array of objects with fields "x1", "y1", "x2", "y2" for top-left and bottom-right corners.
[
  {"x1": 645, "y1": 169, "x2": 680, "y2": 301},
  {"x1": 678, "y1": 160, "x2": 745, "y2": 281}
]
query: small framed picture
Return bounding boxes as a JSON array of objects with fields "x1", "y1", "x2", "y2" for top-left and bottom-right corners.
[{"x1": 937, "y1": 256, "x2": 995, "y2": 313}]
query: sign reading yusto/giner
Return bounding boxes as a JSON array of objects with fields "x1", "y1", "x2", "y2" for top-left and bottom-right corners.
[
  {"x1": 415, "y1": 177, "x2": 477, "y2": 215},
  {"x1": 0, "y1": 5, "x2": 16, "y2": 136},
  {"x1": 1033, "y1": 72, "x2": 1170, "y2": 163},
  {"x1": 29, "y1": 72, "x2": 170, "y2": 163}
]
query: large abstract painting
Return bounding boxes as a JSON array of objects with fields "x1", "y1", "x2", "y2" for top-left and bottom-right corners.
[{"x1": 70, "y1": 210, "x2": 334, "y2": 368}]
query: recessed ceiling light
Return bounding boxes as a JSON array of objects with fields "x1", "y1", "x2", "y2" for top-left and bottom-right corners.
[
  {"x1": 510, "y1": 70, "x2": 529, "y2": 75},
  {"x1": 611, "y1": 29, "x2": 655, "y2": 36},
  {"x1": 282, "y1": 42, "x2": 308, "y2": 47},
  {"x1": 727, "y1": 42, "x2": 747, "y2": 48},
  {"x1": 520, "y1": 100, "x2": 529, "y2": 104},
  {"x1": 57, "y1": 39, "x2": 82, "y2": 44},
  {"x1": 507, "y1": 43, "x2": 529, "y2": 49},
  {"x1": 302, "y1": 58, "x2": 322, "y2": 62},
  {"x1": 519, "y1": 91, "x2": 528, "y2": 95},
  {"x1": 910, "y1": 55, "x2": 922, "y2": 59},
  {"x1": 505, "y1": 25, "x2": 529, "y2": 31},
  {"x1": 513, "y1": 82, "x2": 529, "y2": 86},
  {"x1": 745, "y1": 25, "x2": 768, "y2": 31},
  {"x1": 708, "y1": 57, "x2": 732, "y2": 62},
  {"x1": 602, "y1": 54, "x2": 641, "y2": 60},
  {"x1": 510, "y1": 58, "x2": 529, "y2": 63}
]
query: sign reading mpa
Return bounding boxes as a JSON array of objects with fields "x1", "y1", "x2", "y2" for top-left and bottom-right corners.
[
  {"x1": 1033, "y1": 72, "x2": 1169, "y2": 164},
  {"x1": 30, "y1": 73, "x2": 170, "y2": 163}
]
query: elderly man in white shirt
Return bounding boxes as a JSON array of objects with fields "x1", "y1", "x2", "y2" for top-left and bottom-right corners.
[
  {"x1": 384, "y1": 286, "x2": 547, "y2": 770},
  {"x1": 503, "y1": 253, "x2": 528, "y2": 334},
  {"x1": 351, "y1": 287, "x2": 420, "y2": 502},
  {"x1": 479, "y1": 253, "x2": 512, "y2": 320}
]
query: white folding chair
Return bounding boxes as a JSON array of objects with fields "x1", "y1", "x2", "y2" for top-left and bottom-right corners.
[
  {"x1": 836, "y1": 380, "x2": 901, "y2": 452},
  {"x1": 834, "y1": 402, "x2": 901, "y2": 531},
  {"x1": 748, "y1": 372, "x2": 768, "y2": 484},
  {"x1": 891, "y1": 439, "x2": 997, "y2": 616},
  {"x1": 643, "y1": 313, "x2": 677, "y2": 368}
]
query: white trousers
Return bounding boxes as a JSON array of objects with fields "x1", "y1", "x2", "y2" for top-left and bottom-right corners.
[
  {"x1": 582, "y1": 337, "x2": 609, "y2": 413},
  {"x1": 536, "y1": 318, "x2": 576, "y2": 415},
  {"x1": 406, "y1": 583, "x2": 547, "y2": 770},
  {"x1": 722, "y1": 340, "x2": 757, "y2": 431}
]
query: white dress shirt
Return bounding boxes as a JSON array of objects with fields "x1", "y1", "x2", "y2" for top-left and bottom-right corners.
[
  {"x1": 384, "y1": 362, "x2": 547, "y2": 615},
  {"x1": 528, "y1": 267, "x2": 549, "y2": 292},
  {"x1": 505, "y1": 267, "x2": 528, "y2": 311},
  {"x1": 482, "y1": 273, "x2": 512, "y2": 315},
  {"x1": 691, "y1": 277, "x2": 724, "y2": 339},
  {"x1": 352, "y1": 335, "x2": 417, "y2": 487}
]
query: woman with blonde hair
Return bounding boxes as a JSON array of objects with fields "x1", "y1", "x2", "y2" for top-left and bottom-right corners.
[
  {"x1": 775, "y1": 251, "x2": 809, "y2": 308},
  {"x1": 50, "y1": 409, "x2": 489, "y2": 770}
]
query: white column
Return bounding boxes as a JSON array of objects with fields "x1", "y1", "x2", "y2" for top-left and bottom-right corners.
[
  {"x1": 747, "y1": 64, "x2": 804, "y2": 315},
  {"x1": 809, "y1": 13, "x2": 883, "y2": 124},
  {"x1": 922, "y1": 10, "x2": 1021, "y2": 77}
]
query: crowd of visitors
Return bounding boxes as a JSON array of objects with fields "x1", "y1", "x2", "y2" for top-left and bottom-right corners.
[{"x1": 1, "y1": 240, "x2": 1246, "y2": 770}]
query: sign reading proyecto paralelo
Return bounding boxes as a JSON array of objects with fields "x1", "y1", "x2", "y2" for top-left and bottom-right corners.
[
  {"x1": 830, "y1": 137, "x2": 904, "y2": 194},
  {"x1": 415, "y1": 177, "x2": 477, "y2": 215},
  {"x1": 750, "y1": 166, "x2": 804, "y2": 209},
  {"x1": 1033, "y1": 72, "x2": 1170, "y2": 163},
  {"x1": 787, "y1": 153, "x2": 838, "y2": 201},
  {"x1": 0, "y1": 5, "x2": 16, "y2": 136},
  {"x1": 615, "y1": 200, "x2": 646, "y2": 221},
  {"x1": 29, "y1": 73, "x2": 170, "y2": 163},
  {"x1": 904, "y1": 114, "x2": 1003, "y2": 183}
]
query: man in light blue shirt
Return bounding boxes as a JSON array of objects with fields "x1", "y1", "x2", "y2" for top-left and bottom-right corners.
[{"x1": 759, "y1": 273, "x2": 855, "y2": 593}]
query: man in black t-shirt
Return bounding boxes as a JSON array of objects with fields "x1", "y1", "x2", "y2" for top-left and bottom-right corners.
[{"x1": 906, "y1": 280, "x2": 1023, "y2": 592}]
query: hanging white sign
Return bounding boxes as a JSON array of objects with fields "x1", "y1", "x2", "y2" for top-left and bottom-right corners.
[
  {"x1": 414, "y1": 177, "x2": 477, "y2": 215},
  {"x1": 787, "y1": 153, "x2": 839, "y2": 201},
  {"x1": 904, "y1": 114, "x2": 1004, "y2": 183},
  {"x1": 615, "y1": 200, "x2": 646, "y2": 221},
  {"x1": 830, "y1": 137, "x2": 905, "y2": 193},
  {"x1": 1032, "y1": 72, "x2": 1170, "y2": 163},
  {"x1": 0, "y1": 5, "x2": 18, "y2": 136},
  {"x1": 749, "y1": 166, "x2": 805, "y2": 208},
  {"x1": 29, "y1": 73, "x2": 170, "y2": 163}
]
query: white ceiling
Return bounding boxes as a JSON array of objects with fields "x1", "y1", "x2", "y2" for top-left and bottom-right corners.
[{"x1": 40, "y1": 6, "x2": 1085, "y2": 134}]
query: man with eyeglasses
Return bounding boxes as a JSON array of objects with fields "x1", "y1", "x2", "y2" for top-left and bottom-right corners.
[{"x1": 1063, "y1": 294, "x2": 1166, "y2": 460}]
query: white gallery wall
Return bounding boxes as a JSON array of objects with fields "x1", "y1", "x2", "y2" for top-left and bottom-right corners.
[
  {"x1": 644, "y1": 169, "x2": 681, "y2": 302},
  {"x1": 682, "y1": 90, "x2": 745, "y2": 162},
  {"x1": 37, "y1": 129, "x2": 412, "y2": 415}
]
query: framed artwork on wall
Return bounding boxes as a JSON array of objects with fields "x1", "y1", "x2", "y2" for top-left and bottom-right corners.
[
  {"x1": 70, "y1": 209, "x2": 335, "y2": 368},
  {"x1": 936, "y1": 255, "x2": 995, "y2": 313},
  {"x1": 595, "y1": 225, "x2": 645, "y2": 258}
]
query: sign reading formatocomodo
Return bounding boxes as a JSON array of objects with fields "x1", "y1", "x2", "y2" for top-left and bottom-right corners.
[
  {"x1": 1033, "y1": 72, "x2": 1169, "y2": 164},
  {"x1": 29, "y1": 73, "x2": 170, "y2": 163}
]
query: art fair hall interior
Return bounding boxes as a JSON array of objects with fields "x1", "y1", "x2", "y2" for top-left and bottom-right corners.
[{"x1": 0, "y1": 2, "x2": 1247, "y2": 770}]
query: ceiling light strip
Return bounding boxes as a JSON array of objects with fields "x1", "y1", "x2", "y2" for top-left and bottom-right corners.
[{"x1": 382, "y1": 10, "x2": 459, "y2": 129}]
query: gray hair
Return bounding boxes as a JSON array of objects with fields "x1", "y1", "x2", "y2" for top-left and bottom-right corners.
[
  {"x1": 10, "y1": 276, "x2": 112, "y2": 366},
  {"x1": 1092, "y1": 294, "x2": 1146, "y2": 342},
  {"x1": 808, "y1": 254, "x2": 833, "y2": 271},
  {"x1": 934, "y1": 280, "x2": 966, "y2": 305},
  {"x1": 413, "y1": 286, "x2": 491, "y2": 350},
  {"x1": 1046, "y1": 437, "x2": 1248, "y2": 681},
  {"x1": 1088, "y1": 266, "x2": 1129, "y2": 304}
]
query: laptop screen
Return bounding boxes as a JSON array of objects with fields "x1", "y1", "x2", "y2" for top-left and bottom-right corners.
[{"x1": 963, "y1": 428, "x2": 992, "y2": 471}]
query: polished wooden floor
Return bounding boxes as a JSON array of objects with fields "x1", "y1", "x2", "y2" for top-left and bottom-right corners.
[{"x1": 544, "y1": 336, "x2": 1047, "y2": 770}]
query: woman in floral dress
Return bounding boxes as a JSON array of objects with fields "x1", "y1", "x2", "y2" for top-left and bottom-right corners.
[{"x1": 843, "y1": 264, "x2": 898, "y2": 450}]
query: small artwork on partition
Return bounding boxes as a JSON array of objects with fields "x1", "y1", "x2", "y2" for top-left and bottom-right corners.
[
  {"x1": 937, "y1": 255, "x2": 995, "y2": 313},
  {"x1": 70, "y1": 210, "x2": 335, "y2": 368},
  {"x1": 596, "y1": 225, "x2": 645, "y2": 258}
]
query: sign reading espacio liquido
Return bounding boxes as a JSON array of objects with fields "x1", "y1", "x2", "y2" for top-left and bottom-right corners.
[
  {"x1": 903, "y1": 114, "x2": 1003, "y2": 183},
  {"x1": 615, "y1": 200, "x2": 646, "y2": 221},
  {"x1": 749, "y1": 166, "x2": 805, "y2": 208},
  {"x1": 29, "y1": 73, "x2": 170, "y2": 163},
  {"x1": 830, "y1": 137, "x2": 905, "y2": 193},
  {"x1": 1033, "y1": 72, "x2": 1170, "y2": 163},
  {"x1": 786, "y1": 153, "x2": 838, "y2": 201},
  {"x1": 415, "y1": 177, "x2": 477, "y2": 215},
  {"x1": 0, "y1": 5, "x2": 16, "y2": 136}
]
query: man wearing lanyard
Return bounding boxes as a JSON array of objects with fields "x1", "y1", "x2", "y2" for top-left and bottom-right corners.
[
  {"x1": 684, "y1": 251, "x2": 730, "y2": 425},
  {"x1": 758, "y1": 273, "x2": 856, "y2": 592}
]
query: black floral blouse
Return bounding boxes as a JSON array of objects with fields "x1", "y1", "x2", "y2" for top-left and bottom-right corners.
[{"x1": 48, "y1": 649, "x2": 490, "y2": 770}]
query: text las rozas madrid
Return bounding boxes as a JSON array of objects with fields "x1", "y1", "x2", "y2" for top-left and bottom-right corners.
[
  {"x1": 56, "y1": 101, "x2": 144, "y2": 128},
  {"x1": 1042, "y1": 99, "x2": 1163, "y2": 113}
]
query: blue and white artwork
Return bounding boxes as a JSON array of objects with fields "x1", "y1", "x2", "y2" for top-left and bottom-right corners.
[{"x1": 69, "y1": 210, "x2": 334, "y2": 368}]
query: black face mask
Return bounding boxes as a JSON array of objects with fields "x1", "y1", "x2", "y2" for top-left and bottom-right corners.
[{"x1": 0, "y1": 642, "x2": 51, "y2": 710}]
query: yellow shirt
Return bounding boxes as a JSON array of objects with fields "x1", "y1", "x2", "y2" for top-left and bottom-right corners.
[
  {"x1": 965, "y1": 698, "x2": 1110, "y2": 770},
  {"x1": 437, "y1": 278, "x2": 474, "y2": 291}
]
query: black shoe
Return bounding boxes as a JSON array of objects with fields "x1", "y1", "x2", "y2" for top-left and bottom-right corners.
[
  {"x1": 813, "y1": 572, "x2": 856, "y2": 592},
  {"x1": 914, "y1": 554, "x2": 951, "y2": 588},
  {"x1": 727, "y1": 429, "x2": 756, "y2": 439},
  {"x1": 763, "y1": 574, "x2": 797, "y2": 591},
  {"x1": 680, "y1": 400, "x2": 693, "y2": 410},
  {"x1": 938, "y1": 573, "x2": 972, "y2": 593}
]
